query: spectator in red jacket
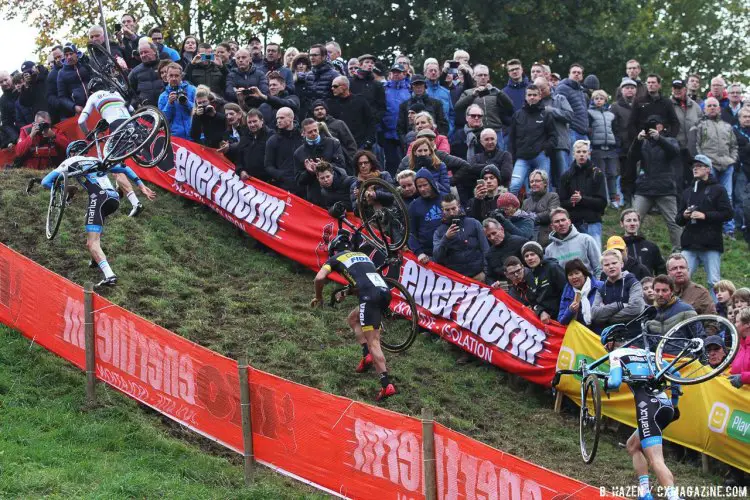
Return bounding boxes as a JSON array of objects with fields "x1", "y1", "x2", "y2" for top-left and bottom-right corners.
[{"x1": 14, "y1": 111, "x2": 70, "y2": 169}]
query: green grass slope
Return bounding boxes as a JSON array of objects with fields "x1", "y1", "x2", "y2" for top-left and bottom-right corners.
[{"x1": 0, "y1": 168, "x2": 738, "y2": 493}]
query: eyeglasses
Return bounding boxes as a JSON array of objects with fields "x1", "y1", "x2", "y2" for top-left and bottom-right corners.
[
  {"x1": 310, "y1": 52, "x2": 322, "y2": 58},
  {"x1": 468, "y1": 114, "x2": 484, "y2": 118},
  {"x1": 331, "y1": 84, "x2": 340, "y2": 89},
  {"x1": 705, "y1": 104, "x2": 719, "y2": 107},
  {"x1": 505, "y1": 268, "x2": 524, "y2": 276}
]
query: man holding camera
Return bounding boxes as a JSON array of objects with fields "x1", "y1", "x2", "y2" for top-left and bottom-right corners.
[
  {"x1": 158, "y1": 63, "x2": 196, "y2": 139},
  {"x1": 185, "y1": 43, "x2": 227, "y2": 96},
  {"x1": 17, "y1": 61, "x2": 50, "y2": 127},
  {"x1": 224, "y1": 48, "x2": 268, "y2": 110},
  {"x1": 15, "y1": 111, "x2": 70, "y2": 169},
  {"x1": 629, "y1": 114, "x2": 684, "y2": 252}
]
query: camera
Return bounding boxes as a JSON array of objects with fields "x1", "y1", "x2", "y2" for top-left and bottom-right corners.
[
  {"x1": 200, "y1": 53, "x2": 214, "y2": 62},
  {"x1": 38, "y1": 122, "x2": 50, "y2": 132},
  {"x1": 241, "y1": 88, "x2": 253, "y2": 96},
  {"x1": 114, "y1": 23, "x2": 122, "y2": 32},
  {"x1": 448, "y1": 60, "x2": 460, "y2": 69},
  {"x1": 177, "y1": 89, "x2": 188, "y2": 104}
]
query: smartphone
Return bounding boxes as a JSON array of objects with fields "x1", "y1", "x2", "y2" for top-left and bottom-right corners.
[
  {"x1": 201, "y1": 53, "x2": 214, "y2": 61},
  {"x1": 114, "y1": 23, "x2": 122, "y2": 32},
  {"x1": 452, "y1": 218, "x2": 461, "y2": 227},
  {"x1": 449, "y1": 60, "x2": 460, "y2": 69},
  {"x1": 477, "y1": 179, "x2": 485, "y2": 186}
]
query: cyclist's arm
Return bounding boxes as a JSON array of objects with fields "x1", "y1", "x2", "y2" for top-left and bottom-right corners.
[
  {"x1": 109, "y1": 165, "x2": 144, "y2": 186},
  {"x1": 41, "y1": 166, "x2": 66, "y2": 189},
  {"x1": 78, "y1": 95, "x2": 97, "y2": 133},
  {"x1": 605, "y1": 352, "x2": 624, "y2": 391},
  {"x1": 314, "y1": 264, "x2": 333, "y2": 303}
]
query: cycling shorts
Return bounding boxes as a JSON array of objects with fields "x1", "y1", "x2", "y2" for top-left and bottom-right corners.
[
  {"x1": 633, "y1": 385, "x2": 675, "y2": 449},
  {"x1": 85, "y1": 189, "x2": 120, "y2": 233},
  {"x1": 358, "y1": 288, "x2": 391, "y2": 332}
]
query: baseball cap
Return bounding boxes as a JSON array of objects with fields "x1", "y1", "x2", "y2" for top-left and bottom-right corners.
[
  {"x1": 21, "y1": 61, "x2": 35, "y2": 72},
  {"x1": 249, "y1": 34, "x2": 261, "y2": 43},
  {"x1": 692, "y1": 154, "x2": 712, "y2": 168},
  {"x1": 62, "y1": 42, "x2": 77, "y2": 54},
  {"x1": 704, "y1": 335, "x2": 724, "y2": 349},
  {"x1": 606, "y1": 236, "x2": 627, "y2": 251},
  {"x1": 672, "y1": 79, "x2": 685, "y2": 88},
  {"x1": 390, "y1": 63, "x2": 405, "y2": 72},
  {"x1": 620, "y1": 77, "x2": 637, "y2": 88},
  {"x1": 410, "y1": 74, "x2": 426, "y2": 84},
  {"x1": 550, "y1": 72, "x2": 561, "y2": 81}
]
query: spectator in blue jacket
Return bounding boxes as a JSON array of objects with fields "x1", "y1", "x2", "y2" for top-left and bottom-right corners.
[
  {"x1": 158, "y1": 62, "x2": 196, "y2": 139},
  {"x1": 424, "y1": 59, "x2": 455, "y2": 136},
  {"x1": 408, "y1": 168, "x2": 444, "y2": 264},
  {"x1": 382, "y1": 64, "x2": 411, "y2": 172},
  {"x1": 148, "y1": 27, "x2": 180, "y2": 62},
  {"x1": 503, "y1": 58, "x2": 530, "y2": 112},
  {"x1": 555, "y1": 63, "x2": 589, "y2": 154},
  {"x1": 56, "y1": 43, "x2": 91, "y2": 117},
  {"x1": 433, "y1": 193, "x2": 489, "y2": 280},
  {"x1": 558, "y1": 258, "x2": 604, "y2": 328}
]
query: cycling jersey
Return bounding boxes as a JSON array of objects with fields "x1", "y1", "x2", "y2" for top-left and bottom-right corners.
[
  {"x1": 606, "y1": 347, "x2": 681, "y2": 449},
  {"x1": 78, "y1": 90, "x2": 131, "y2": 126},
  {"x1": 324, "y1": 251, "x2": 391, "y2": 331}
]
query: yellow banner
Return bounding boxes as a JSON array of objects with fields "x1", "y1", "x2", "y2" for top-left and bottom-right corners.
[{"x1": 557, "y1": 322, "x2": 750, "y2": 472}]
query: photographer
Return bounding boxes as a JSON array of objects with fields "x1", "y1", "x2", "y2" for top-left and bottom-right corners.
[
  {"x1": 251, "y1": 71, "x2": 300, "y2": 126},
  {"x1": 185, "y1": 43, "x2": 227, "y2": 96},
  {"x1": 189, "y1": 86, "x2": 225, "y2": 147},
  {"x1": 158, "y1": 62, "x2": 196, "y2": 140},
  {"x1": 224, "y1": 48, "x2": 268, "y2": 109},
  {"x1": 15, "y1": 111, "x2": 70, "y2": 169},
  {"x1": 433, "y1": 193, "x2": 488, "y2": 281},
  {"x1": 217, "y1": 103, "x2": 246, "y2": 164},
  {"x1": 17, "y1": 61, "x2": 49, "y2": 126}
]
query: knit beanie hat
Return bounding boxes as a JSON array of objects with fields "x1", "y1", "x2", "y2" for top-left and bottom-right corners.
[
  {"x1": 311, "y1": 99, "x2": 328, "y2": 111},
  {"x1": 521, "y1": 241, "x2": 544, "y2": 261},
  {"x1": 496, "y1": 192, "x2": 520, "y2": 209}
]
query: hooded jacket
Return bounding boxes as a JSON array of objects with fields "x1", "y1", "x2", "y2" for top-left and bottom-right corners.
[
  {"x1": 629, "y1": 134, "x2": 681, "y2": 197},
  {"x1": 676, "y1": 175, "x2": 733, "y2": 252},
  {"x1": 688, "y1": 115, "x2": 739, "y2": 171},
  {"x1": 56, "y1": 57, "x2": 92, "y2": 113},
  {"x1": 623, "y1": 234, "x2": 666, "y2": 276},
  {"x1": 319, "y1": 166, "x2": 357, "y2": 211},
  {"x1": 509, "y1": 101, "x2": 556, "y2": 160},
  {"x1": 455, "y1": 86, "x2": 514, "y2": 131},
  {"x1": 503, "y1": 76, "x2": 530, "y2": 112},
  {"x1": 128, "y1": 59, "x2": 165, "y2": 107},
  {"x1": 294, "y1": 136, "x2": 347, "y2": 206},
  {"x1": 265, "y1": 126, "x2": 304, "y2": 195},
  {"x1": 158, "y1": 81, "x2": 196, "y2": 139},
  {"x1": 526, "y1": 258, "x2": 566, "y2": 319},
  {"x1": 559, "y1": 160, "x2": 607, "y2": 224},
  {"x1": 671, "y1": 96, "x2": 703, "y2": 149},
  {"x1": 591, "y1": 271, "x2": 645, "y2": 336},
  {"x1": 555, "y1": 78, "x2": 588, "y2": 134},
  {"x1": 540, "y1": 93, "x2": 573, "y2": 151},
  {"x1": 225, "y1": 65, "x2": 269, "y2": 103},
  {"x1": 383, "y1": 78, "x2": 411, "y2": 139},
  {"x1": 236, "y1": 126, "x2": 274, "y2": 180},
  {"x1": 408, "y1": 156, "x2": 450, "y2": 195},
  {"x1": 407, "y1": 168, "x2": 443, "y2": 256},
  {"x1": 558, "y1": 278, "x2": 604, "y2": 326},
  {"x1": 489, "y1": 209, "x2": 535, "y2": 240},
  {"x1": 544, "y1": 225, "x2": 602, "y2": 276},
  {"x1": 522, "y1": 191, "x2": 560, "y2": 247},
  {"x1": 433, "y1": 215, "x2": 489, "y2": 278}
]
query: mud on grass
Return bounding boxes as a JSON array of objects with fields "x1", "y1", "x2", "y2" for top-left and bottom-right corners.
[{"x1": 0, "y1": 169, "x2": 730, "y2": 492}]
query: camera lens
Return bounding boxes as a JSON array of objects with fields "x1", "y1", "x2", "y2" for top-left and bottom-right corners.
[{"x1": 178, "y1": 94, "x2": 188, "y2": 104}]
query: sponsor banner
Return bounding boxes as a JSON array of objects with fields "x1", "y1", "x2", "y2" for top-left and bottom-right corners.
[
  {"x1": 0, "y1": 242, "x2": 618, "y2": 499},
  {"x1": 130, "y1": 135, "x2": 564, "y2": 385},
  {"x1": 557, "y1": 322, "x2": 750, "y2": 472}
]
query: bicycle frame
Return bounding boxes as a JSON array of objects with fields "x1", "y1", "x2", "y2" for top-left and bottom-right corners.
[{"x1": 335, "y1": 211, "x2": 400, "y2": 274}]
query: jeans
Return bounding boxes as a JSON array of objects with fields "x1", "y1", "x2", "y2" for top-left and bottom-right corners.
[
  {"x1": 382, "y1": 138, "x2": 403, "y2": 176},
  {"x1": 633, "y1": 195, "x2": 683, "y2": 251},
  {"x1": 569, "y1": 130, "x2": 589, "y2": 157},
  {"x1": 733, "y1": 169, "x2": 747, "y2": 232},
  {"x1": 682, "y1": 249, "x2": 721, "y2": 300},
  {"x1": 577, "y1": 221, "x2": 602, "y2": 253},
  {"x1": 591, "y1": 149, "x2": 621, "y2": 206},
  {"x1": 510, "y1": 152, "x2": 550, "y2": 195},
  {"x1": 551, "y1": 149, "x2": 570, "y2": 190},
  {"x1": 712, "y1": 165, "x2": 734, "y2": 234}
]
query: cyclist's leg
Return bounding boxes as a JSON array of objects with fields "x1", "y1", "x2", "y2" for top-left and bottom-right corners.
[
  {"x1": 86, "y1": 194, "x2": 120, "y2": 284},
  {"x1": 347, "y1": 307, "x2": 371, "y2": 365},
  {"x1": 363, "y1": 327, "x2": 386, "y2": 374},
  {"x1": 642, "y1": 445, "x2": 675, "y2": 490},
  {"x1": 626, "y1": 431, "x2": 650, "y2": 483}
]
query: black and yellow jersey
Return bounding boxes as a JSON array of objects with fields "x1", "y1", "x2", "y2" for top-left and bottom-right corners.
[{"x1": 323, "y1": 251, "x2": 389, "y2": 293}]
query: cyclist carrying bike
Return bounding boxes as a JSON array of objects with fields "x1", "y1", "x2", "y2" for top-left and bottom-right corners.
[
  {"x1": 78, "y1": 77, "x2": 149, "y2": 217},
  {"x1": 601, "y1": 325, "x2": 683, "y2": 500},
  {"x1": 311, "y1": 231, "x2": 398, "y2": 401},
  {"x1": 41, "y1": 141, "x2": 155, "y2": 287}
]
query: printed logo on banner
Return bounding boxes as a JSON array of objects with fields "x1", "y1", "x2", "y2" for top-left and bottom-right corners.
[
  {"x1": 557, "y1": 346, "x2": 576, "y2": 370},
  {"x1": 315, "y1": 222, "x2": 335, "y2": 268},
  {"x1": 172, "y1": 146, "x2": 287, "y2": 236},
  {"x1": 0, "y1": 255, "x2": 24, "y2": 319},
  {"x1": 400, "y1": 260, "x2": 547, "y2": 365},
  {"x1": 708, "y1": 402, "x2": 731, "y2": 433},
  {"x1": 727, "y1": 409, "x2": 750, "y2": 444}
]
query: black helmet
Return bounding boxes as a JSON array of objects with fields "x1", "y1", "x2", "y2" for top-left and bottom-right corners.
[
  {"x1": 66, "y1": 140, "x2": 88, "y2": 157},
  {"x1": 600, "y1": 324, "x2": 630, "y2": 346},
  {"x1": 87, "y1": 77, "x2": 106, "y2": 94},
  {"x1": 328, "y1": 231, "x2": 352, "y2": 256}
]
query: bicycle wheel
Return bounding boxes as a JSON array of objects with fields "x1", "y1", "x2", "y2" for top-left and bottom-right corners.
[
  {"x1": 380, "y1": 277, "x2": 418, "y2": 353},
  {"x1": 103, "y1": 108, "x2": 162, "y2": 164},
  {"x1": 357, "y1": 178, "x2": 409, "y2": 252},
  {"x1": 655, "y1": 314, "x2": 740, "y2": 385},
  {"x1": 46, "y1": 172, "x2": 67, "y2": 240},
  {"x1": 579, "y1": 374, "x2": 601, "y2": 464},
  {"x1": 130, "y1": 105, "x2": 171, "y2": 167},
  {"x1": 86, "y1": 43, "x2": 130, "y2": 99}
]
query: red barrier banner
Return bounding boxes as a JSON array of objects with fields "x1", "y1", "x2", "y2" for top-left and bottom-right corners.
[
  {"x1": 129, "y1": 137, "x2": 564, "y2": 385},
  {"x1": 0, "y1": 242, "x2": 618, "y2": 499}
]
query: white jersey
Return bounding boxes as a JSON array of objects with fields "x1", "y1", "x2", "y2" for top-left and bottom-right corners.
[{"x1": 78, "y1": 90, "x2": 131, "y2": 126}]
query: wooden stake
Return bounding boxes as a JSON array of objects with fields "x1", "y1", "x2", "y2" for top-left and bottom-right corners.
[
  {"x1": 422, "y1": 408, "x2": 437, "y2": 500},
  {"x1": 84, "y1": 282, "x2": 96, "y2": 406},
  {"x1": 238, "y1": 357, "x2": 255, "y2": 485},
  {"x1": 701, "y1": 453, "x2": 710, "y2": 474},
  {"x1": 554, "y1": 390, "x2": 564, "y2": 413}
]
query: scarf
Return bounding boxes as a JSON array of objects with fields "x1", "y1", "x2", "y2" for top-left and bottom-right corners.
[{"x1": 575, "y1": 277, "x2": 593, "y2": 324}]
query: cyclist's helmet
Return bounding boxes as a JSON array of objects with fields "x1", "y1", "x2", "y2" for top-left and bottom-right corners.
[
  {"x1": 328, "y1": 231, "x2": 352, "y2": 256},
  {"x1": 600, "y1": 324, "x2": 630, "y2": 346},
  {"x1": 66, "y1": 140, "x2": 88, "y2": 158},
  {"x1": 87, "y1": 77, "x2": 107, "y2": 94}
]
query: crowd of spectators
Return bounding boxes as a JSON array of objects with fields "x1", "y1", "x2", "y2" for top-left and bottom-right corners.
[{"x1": 0, "y1": 14, "x2": 748, "y2": 382}]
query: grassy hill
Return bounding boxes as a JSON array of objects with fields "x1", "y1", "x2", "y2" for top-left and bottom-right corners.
[{"x1": 1, "y1": 168, "x2": 741, "y2": 494}]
